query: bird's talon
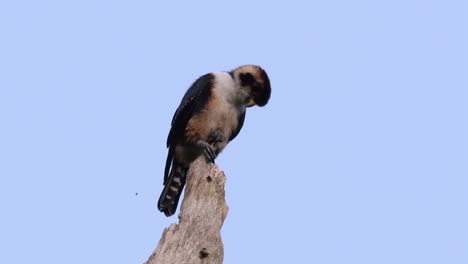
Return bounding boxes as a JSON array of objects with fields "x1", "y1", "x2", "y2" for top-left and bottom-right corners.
[{"x1": 203, "y1": 145, "x2": 216, "y2": 163}]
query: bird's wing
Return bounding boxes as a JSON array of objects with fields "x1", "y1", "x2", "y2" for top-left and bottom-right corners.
[
  {"x1": 229, "y1": 110, "x2": 246, "y2": 142},
  {"x1": 164, "y1": 73, "x2": 214, "y2": 182},
  {"x1": 167, "y1": 73, "x2": 214, "y2": 146}
]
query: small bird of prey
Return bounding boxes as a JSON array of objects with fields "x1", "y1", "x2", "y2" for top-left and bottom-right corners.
[{"x1": 158, "y1": 65, "x2": 271, "y2": 216}]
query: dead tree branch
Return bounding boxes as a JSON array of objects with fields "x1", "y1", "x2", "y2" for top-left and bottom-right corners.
[{"x1": 146, "y1": 157, "x2": 229, "y2": 264}]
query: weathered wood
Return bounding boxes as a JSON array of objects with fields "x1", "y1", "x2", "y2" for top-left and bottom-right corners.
[{"x1": 146, "y1": 157, "x2": 229, "y2": 264}]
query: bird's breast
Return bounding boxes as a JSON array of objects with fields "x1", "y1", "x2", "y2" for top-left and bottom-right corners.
[
  {"x1": 184, "y1": 72, "x2": 241, "y2": 144},
  {"x1": 185, "y1": 96, "x2": 240, "y2": 143}
]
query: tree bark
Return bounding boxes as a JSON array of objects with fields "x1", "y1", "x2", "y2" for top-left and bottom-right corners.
[{"x1": 146, "y1": 157, "x2": 229, "y2": 264}]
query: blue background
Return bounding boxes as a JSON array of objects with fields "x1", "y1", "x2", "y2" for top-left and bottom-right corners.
[{"x1": 1, "y1": 1, "x2": 467, "y2": 263}]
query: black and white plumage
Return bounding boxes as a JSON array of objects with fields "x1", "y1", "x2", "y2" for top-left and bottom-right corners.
[{"x1": 157, "y1": 65, "x2": 271, "y2": 216}]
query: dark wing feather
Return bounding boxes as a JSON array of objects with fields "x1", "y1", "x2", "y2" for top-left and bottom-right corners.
[
  {"x1": 229, "y1": 110, "x2": 246, "y2": 142},
  {"x1": 164, "y1": 73, "x2": 214, "y2": 183},
  {"x1": 167, "y1": 73, "x2": 213, "y2": 146}
]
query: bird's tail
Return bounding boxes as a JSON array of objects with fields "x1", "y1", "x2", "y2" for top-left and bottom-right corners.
[{"x1": 157, "y1": 161, "x2": 187, "y2": 217}]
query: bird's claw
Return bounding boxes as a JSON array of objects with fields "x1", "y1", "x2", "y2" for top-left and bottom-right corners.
[
  {"x1": 196, "y1": 140, "x2": 216, "y2": 164},
  {"x1": 203, "y1": 144, "x2": 216, "y2": 164}
]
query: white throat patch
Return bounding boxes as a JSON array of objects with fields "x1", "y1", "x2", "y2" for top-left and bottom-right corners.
[{"x1": 212, "y1": 72, "x2": 237, "y2": 103}]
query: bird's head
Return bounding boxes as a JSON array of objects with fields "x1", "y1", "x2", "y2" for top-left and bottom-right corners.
[{"x1": 232, "y1": 65, "x2": 271, "y2": 107}]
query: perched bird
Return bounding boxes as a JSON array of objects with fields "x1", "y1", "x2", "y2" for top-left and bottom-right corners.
[{"x1": 157, "y1": 65, "x2": 271, "y2": 216}]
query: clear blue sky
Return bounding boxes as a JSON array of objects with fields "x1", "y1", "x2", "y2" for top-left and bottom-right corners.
[{"x1": 1, "y1": 1, "x2": 467, "y2": 263}]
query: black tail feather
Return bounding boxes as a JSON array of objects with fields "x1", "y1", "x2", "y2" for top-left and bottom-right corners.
[
  {"x1": 158, "y1": 161, "x2": 187, "y2": 217},
  {"x1": 164, "y1": 146, "x2": 174, "y2": 185}
]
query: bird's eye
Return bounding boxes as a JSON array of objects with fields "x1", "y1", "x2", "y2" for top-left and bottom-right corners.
[{"x1": 240, "y1": 73, "x2": 255, "y2": 85}]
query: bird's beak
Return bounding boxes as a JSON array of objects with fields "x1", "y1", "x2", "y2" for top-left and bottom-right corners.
[{"x1": 246, "y1": 98, "x2": 256, "y2": 107}]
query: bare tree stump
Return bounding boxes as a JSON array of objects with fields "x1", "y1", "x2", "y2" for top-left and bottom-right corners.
[{"x1": 146, "y1": 157, "x2": 229, "y2": 264}]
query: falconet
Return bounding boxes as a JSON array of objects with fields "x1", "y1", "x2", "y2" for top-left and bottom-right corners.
[{"x1": 158, "y1": 65, "x2": 271, "y2": 216}]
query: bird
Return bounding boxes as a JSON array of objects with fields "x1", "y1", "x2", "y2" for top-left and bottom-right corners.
[{"x1": 157, "y1": 65, "x2": 271, "y2": 217}]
